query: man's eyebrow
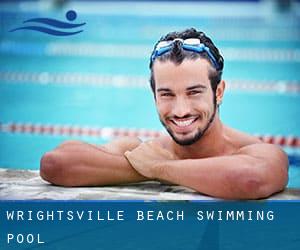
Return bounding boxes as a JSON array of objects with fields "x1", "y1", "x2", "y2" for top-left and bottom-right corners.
[
  {"x1": 157, "y1": 88, "x2": 172, "y2": 92},
  {"x1": 186, "y1": 84, "x2": 207, "y2": 91}
]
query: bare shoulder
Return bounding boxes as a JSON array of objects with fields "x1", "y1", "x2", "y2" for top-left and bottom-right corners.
[
  {"x1": 226, "y1": 126, "x2": 288, "y2": 165},
  {"x1": 237, "y1": 143, "x2": 288, "y2": 164},
  {"x1": 102, "y1": 137, "x2": 142, "y2": 155},
  {"x1": 225, "y1": 126, "x2": 262, "y2": 148}
]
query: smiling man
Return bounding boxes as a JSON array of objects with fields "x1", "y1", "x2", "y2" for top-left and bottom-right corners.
[{"x1": 40, "y1": 28, "x2": 288, "y2": 199}]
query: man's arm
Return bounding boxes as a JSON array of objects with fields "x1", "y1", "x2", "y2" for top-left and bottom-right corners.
[
  {"x1": 125, "y1": 142, "x2": 288, "y2": 199},
  {"x1": 40, "y1": 137, "x2": 148, "y2": 186}
]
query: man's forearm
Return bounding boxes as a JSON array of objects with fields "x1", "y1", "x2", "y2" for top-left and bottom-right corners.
[
  {"x1": 40, "y1": 143, "x2": 148, "y2": 186},
  {"x1": 154, "y1": 155, "x2": 277, "y2": 199}
]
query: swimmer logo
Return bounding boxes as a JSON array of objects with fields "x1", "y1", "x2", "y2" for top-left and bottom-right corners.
[{"x1": 9, "y1": 10, "x2": 85, "y2": 36}]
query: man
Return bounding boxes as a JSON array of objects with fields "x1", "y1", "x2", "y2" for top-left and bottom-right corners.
[{"x1": 40, "y1": 28, "x2": 288, "y2": 199}]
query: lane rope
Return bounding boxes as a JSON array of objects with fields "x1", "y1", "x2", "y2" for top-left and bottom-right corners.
[
  {"x1": 1, "y1": 71, "x2": 299, "y2": 94},
  {"x1": 1, "y1": 41, "x2": 300, "y2": 61},
  {"x1": 0, "y1": 122, "x2": 299, "y2": 148}
]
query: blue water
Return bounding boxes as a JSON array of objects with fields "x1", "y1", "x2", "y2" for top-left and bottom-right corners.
[{"x1": 0, "y1": 1, "x2": 299, "y2": 188}]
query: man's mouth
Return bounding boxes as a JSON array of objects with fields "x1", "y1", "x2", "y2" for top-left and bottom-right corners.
[{"x1": 169, "y1": 116, "x2": 199, "y2": 130}]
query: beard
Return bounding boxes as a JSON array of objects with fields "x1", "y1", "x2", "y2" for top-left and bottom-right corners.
[{"x1": 159, "y1": 102, "x2": 217, "y2": 146}]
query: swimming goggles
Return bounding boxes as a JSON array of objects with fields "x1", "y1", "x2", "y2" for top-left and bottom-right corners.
[{"x1": 150, "y1": 38, "x2": 221, "y2": 70}]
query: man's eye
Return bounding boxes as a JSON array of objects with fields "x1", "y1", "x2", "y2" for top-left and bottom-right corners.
[
  {"x1": 161, "y1": 93, "x2": 173, "y2": 97},
  {"x1": 188, "y1": 91, "x2": 201, "y2": 95}
]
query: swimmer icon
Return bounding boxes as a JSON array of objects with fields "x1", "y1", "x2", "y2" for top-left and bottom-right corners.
[{"x1": 9, "y1": 10, "x2": 86, "y2": 36}]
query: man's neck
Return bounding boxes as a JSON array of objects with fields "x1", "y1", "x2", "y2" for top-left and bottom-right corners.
[{"x1": 172, "y1": 116, "x2": 228, "y2": 159}]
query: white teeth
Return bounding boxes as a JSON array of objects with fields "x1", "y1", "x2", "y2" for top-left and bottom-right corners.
[{"x1": 173, "y1": 118, "x2": 195, "y2": 127}]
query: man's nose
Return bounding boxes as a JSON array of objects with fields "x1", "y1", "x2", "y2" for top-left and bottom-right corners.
[{"x1": 172, "y1": 97, "x2": 191, "y2": 118}]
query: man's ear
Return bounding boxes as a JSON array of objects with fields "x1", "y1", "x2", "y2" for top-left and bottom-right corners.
[{"x1": 216, "y1": 80, "x2": 225, "y2": 105}]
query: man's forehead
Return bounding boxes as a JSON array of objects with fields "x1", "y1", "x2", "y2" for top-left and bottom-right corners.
[
  {"x1": 153, "y1": 58, "x2": 211, "y2": 89},
  {"x1": 153, "y1": 57, "x2": 210, "y2": 68}
]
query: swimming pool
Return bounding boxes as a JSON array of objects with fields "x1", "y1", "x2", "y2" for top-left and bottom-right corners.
[{"x1": 0, "y1": 1, "x2": 299, "y2": 188}]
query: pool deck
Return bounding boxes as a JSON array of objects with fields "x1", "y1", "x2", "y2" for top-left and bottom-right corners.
[{"x1": 1, "y1": 168, "x2": 300, "y2": 200}]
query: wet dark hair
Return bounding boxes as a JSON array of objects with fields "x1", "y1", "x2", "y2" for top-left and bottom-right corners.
[{"x1": 149, "y1": 28, "x2": 224, "y2": 97}]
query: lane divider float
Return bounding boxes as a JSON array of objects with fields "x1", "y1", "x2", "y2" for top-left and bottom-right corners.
[
  {"x1": 1, "y1": 71, "x2": 299, "y2": 94},
  {"x1": 0, "y1": 122, "x2": 299, "y2": 148}
]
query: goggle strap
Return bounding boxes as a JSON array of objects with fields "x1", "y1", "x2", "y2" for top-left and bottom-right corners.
[
  {"x1": 182, "y1": 44, "x2": 220, "y2": 70},
  {"x1": 151, "y1": 41, "x2": 220, "y2": 70}
]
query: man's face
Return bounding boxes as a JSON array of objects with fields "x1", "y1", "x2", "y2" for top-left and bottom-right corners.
[{"x1": 153, "y1": 58, "x2": 216, "y2": 146}]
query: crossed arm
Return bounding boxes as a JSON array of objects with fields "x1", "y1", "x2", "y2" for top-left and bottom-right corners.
[
  {"x1": 125, "y1": 141, "x2": 288, "y2": 199},
  {"x1": 40, "y1": 138, "x2": 288, "y2": 199},
  {"x1": 40, "y1": 137, "x2": 147, "y2": 186}
]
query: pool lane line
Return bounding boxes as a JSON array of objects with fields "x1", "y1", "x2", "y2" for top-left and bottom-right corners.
[
  {"x1": 1, "y1": 41, "x2": 300, "y2": 62},
  {"x1": 0, "y1": 72, "x2": 300, "y2": 94},
  {"x1": 0, "y1": 122, "x2": 299, "y2": 148}
]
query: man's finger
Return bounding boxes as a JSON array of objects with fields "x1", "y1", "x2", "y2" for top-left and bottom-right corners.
[{"x1": 124, "y1": 151, "x2": 131, "y2": 159}]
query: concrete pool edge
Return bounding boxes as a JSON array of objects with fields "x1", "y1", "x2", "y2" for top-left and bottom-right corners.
[{"x1": 0, "y1": 168, "x2": 300, "y2": 200}]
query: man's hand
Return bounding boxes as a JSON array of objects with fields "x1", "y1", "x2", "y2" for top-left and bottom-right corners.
[{"x1": 124, "y1": 140, "x2": 177, "y2": 179}]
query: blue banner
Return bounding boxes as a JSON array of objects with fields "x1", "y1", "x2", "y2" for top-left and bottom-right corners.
[{"x1": 0, "y1": 201, "x2": 299, "y2": 250}]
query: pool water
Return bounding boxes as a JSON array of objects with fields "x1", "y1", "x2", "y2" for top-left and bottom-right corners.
[{"x1": 0, "y1": 1, "x2": 299, "y2": 188}]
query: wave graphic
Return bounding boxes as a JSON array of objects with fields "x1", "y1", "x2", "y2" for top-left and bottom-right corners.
[
  {"x1": 9, "y1": 10, "x2": 85, "y2": 36},
  {"x1": 23, "y1": 18, "x2": 85, "y2": 29},
  {"x1": 9, "y1": 26, "x2": 83, "y2": 36}
]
